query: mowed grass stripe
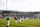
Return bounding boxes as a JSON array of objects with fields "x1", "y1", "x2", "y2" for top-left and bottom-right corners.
[{"x1": 0, "y1": 19, "x2": 40, "y2": 27}]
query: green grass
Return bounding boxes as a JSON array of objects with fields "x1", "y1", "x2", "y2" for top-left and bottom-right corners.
[{"x1": 0, "y1": 19, "x2": 40, "y2": 27}]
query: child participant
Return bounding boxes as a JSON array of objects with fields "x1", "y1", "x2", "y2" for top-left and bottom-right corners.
[
  {"x1": 6, "y1": 16, "x2": 10, "y2": 27},
  {"x1": 21, "y1": 16, "x2": 24, "y2": 21},
  {"x1": 19, "y1": 17, "x2": 21, "y2": 22},
  {"x1": 14, "y1": 16, "x2": 17, "y2": 23}
]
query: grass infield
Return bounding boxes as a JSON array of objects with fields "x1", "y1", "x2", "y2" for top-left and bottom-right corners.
[{"x1": 0, "y1": 19, "x2": 40, "y2": 27}]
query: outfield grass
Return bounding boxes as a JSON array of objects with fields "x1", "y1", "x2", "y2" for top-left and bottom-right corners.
[{"x1": 0, "y1": 19, "x2": 40, "y2": 27}]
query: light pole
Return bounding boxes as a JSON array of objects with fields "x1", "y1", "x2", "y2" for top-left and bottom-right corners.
[
  {"x1": 6, "y1": 0, "x2": 7, "y2": 11},
  {"x1": 14, "y1": 13, "x2": 16, "y2": 17}
]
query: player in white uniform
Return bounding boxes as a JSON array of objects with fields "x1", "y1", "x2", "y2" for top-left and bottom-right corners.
[
  {"x1": 6, "y1": 17, "x2": 10, "y2": 27},
  {"x1": 14, "y1": 17, "x2": 17, "y2": 23}
]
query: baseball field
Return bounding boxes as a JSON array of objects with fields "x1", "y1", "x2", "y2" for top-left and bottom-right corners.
[{"x1": 0, "y1": 19, "x2": 40, "y2": 27}]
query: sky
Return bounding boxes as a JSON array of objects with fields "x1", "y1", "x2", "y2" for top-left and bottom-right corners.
[
  {"x1": 0, "y1": 0, "x2": 40, "y2": 12},
  {"x1": 0, "y1": 0, "x2": 6, "y2": 10}
]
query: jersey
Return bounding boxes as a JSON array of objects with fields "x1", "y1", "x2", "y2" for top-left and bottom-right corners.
[
  {"x1": 19, "y1": 18, "x2": 21, "y2": 19},
  {"x1": 6, "y1": 17, "x2": 9, "y2": 20},
  {"x1": 14, "y1": 17, "x2": 17, "y2": 20}
]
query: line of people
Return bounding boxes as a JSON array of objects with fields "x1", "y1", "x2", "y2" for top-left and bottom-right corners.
[{"x1": 6, "y1": 16, "x2": 24, "y2": 27}]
